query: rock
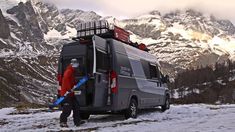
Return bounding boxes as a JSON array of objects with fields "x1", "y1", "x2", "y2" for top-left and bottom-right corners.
[
  {"x1": 0, "y1": 9, "x2": 10, "y2": 39},
  {"x1": 7, "y1": 1, "x2": 44, "y2": 41}
]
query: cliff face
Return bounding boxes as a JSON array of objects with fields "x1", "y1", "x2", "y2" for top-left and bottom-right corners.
[
  {"x1": 0, "y1": 9, "x2": 10, "y2": 39},
  {"x1": 6, "y1": 2, "x2": 44, "y2": 41},
  {"x1": 0, "y1": 0, "x2": 101, "y2": 107}
]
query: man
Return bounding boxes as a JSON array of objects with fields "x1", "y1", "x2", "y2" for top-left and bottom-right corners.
[{"x1": 60, "y1": 58, "x2": 84, "y2": 127}]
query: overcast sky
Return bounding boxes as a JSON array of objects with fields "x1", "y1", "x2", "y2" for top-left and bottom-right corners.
[{"x1": 46, "y1": 0, "x2": 235, "y2": 24}]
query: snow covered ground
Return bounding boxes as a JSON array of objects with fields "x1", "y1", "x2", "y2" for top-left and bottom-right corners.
[{"x1": 0, "y1": 104, "x2": 235, "y2": 132}]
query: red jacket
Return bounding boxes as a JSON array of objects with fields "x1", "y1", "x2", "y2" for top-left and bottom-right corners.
[{"x1": 60, "y1": 64, "x2": 76, "y2": 97}]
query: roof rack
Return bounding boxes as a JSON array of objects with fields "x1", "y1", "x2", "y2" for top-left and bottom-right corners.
[
  {"x1": 73, "y1": 20, "x2": 149, "y2": 52},
  {"x1": 76, "y1": 20, "x2": 110, "y2": 38}
]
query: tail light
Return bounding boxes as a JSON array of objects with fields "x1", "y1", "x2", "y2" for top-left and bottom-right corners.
[
  {"x1": 110, "y1": 70, "x2": 118, "y2": 94},
  {"x1": 57, "y1": 74, "x2": 62, "y2": 86}
]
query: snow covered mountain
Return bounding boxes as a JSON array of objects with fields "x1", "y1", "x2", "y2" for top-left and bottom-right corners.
[
  {"x1": 0, "y1": 0, "x2": 235, "y2": 107},
  {"x1": 116, "y1": 10, "x2": 235, "y2": 75}
]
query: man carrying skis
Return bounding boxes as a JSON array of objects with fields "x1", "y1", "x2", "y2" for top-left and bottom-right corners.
[{"x1": 60, "y1": 58, "x2": 85, "y2": 127}]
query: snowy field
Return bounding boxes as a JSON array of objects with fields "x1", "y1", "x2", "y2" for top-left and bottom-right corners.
[{"x1": 0, "y1": 104, "x2": 235, "y2": 132}]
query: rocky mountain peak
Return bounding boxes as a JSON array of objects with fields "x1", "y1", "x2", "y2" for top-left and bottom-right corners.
[
  {"x1": 60, "y1": 8, "x2": 101, "y2": 29},
  {"x1": 163, "y1": 9, "x2": 235, "y2": 36},
  {"x1": 6, "y1": 0, "x2": 44, "y2": 40},
  {"x1": 185, "y1": 9, "x2": 203, "y2": 18},
  {"x1": 216, "y1": 20, "x2": 235, "y2": 35},
  {"x1": 149, "y1": 10, "x2": 161, "y2": 16}
]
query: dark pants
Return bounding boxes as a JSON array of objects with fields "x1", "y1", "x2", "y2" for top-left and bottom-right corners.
[{"x1": 60, "y1": 96, "x2": 81, "y2": 125}]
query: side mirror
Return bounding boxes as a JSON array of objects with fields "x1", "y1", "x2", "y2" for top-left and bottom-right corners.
[
  {"x1": 165, "y1": 75, "x2": 169, "y2": 82},
  {"x1": 162, "y1": 75, "x2": 169, "y2": 83}
]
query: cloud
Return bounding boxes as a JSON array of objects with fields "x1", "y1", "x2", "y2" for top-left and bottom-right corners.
[{"x1": 45, "y1": 0, "x2": 235, "y2": 24}]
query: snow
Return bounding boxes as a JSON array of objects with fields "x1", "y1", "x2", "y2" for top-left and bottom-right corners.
[
  {"x1": 130, "y1": 33, "x2": 159, "y2": 45},
  {"x1": 0, "y1": 76, "x2": 7, "y2": 82},
  {"x1": 0, "y1": 38, "x2": 7, "y2": 44},
  {"x1": 0, "y1": 107, "x2": 15, "y2": 118},
  {"x1": 44, "y1": 26, "x2": 76, "y2": 40},
  {"x1": 229, "y1": 75, "x2": 235, "y2": 81},
  {"x1": 100, "y1": 104, "x2": 235, "y2": 132},
  {"x1": 209, "y1": 36, "x2": 235, "y2": 56},
  {"x1": 64, "y1": 25, "x2": 77, "y2": 38},
  {"x1": 167, "y1": 23, "x2": 191, "y2": 39},
  {"x1": 217, "y1": 79, "x2": 227, "y2": 85},
  {"x1": 0, "y1": 0, "x2": 21, "y2": 11},
  {"x1": 136, "y1": 14, "x2": 161, "y2": 20},
  {"x1": 0, "y1": 49, "x2": 14, "y2": 57},
  {"x1": 44, "y1": 29, "x2": 63, "y2": 39},
  {"x1": 172, "y1": 89, "x2": 179, "y2": 99},
  {"x1": 10, "y1": 32, "x2": 20, "y2": 42},
  {"x1": 0, "y1": 104, "x2": 235, "y2": 132}
]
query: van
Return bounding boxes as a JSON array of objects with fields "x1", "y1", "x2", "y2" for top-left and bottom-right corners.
[{"x1": 57, "y1": 20, "x2": 170, "y2": 119}]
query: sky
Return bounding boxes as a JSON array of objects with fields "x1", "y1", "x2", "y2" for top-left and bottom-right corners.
[{"x1": 46, "y1": 0, "x2": 235, "y2": 24}]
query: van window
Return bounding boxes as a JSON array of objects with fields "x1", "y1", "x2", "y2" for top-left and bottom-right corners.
[
  {"x1": 62, "y1": 43, "x2": 86, "y2": 56},
  {"x1": 130, "y1": 59, "x2": 145, "y2": 78},
  {"x1": 96, "y1": 49, "x2": 109, "y2": 72},
  {"x1": 141, "y1": 60, "x2": 150, "y2": 79},
  {"x1": 116, "y1": 53, "x2": 132, "y2": 77},
  {"x1": 150, "y1": 64, "x2": 159, "y2": 79}
]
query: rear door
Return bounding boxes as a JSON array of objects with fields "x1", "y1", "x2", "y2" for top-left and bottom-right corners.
[
  {"x1": 60, "y1": 43, "x2": 89, "y2": 106},
  {"x1": 92, "y1": 35, "x2": 110, "y2": 107}
]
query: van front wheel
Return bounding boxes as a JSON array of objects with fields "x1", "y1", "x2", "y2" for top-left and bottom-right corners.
[
  {"x1": 161, "y1": 95, "x2": 170, "y2": 112},
  {"x1": 124, "y1": 98, "x2": 138, "y2": 119}
]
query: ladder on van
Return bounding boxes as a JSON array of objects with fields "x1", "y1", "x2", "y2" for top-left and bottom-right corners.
[{"x1": 49, "y1": 75, "x2": 89, "y2": 109}]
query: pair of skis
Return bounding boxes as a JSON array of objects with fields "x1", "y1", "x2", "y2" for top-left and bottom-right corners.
[{"x1": 49, "y1": 76, "x2": 89, "y2": 109}]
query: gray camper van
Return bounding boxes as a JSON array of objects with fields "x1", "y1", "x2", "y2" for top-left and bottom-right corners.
[{"x1": 57, "y1": 21, "x2": 170, "y2": 119}]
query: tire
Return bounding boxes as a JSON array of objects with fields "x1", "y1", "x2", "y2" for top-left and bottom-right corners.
[
  {"x1": 79, "y1": 112, "x2": 90, "y2": 120},
  {"x1": 161, "y1": 95, "x2": 170, "y2": 112},
  {"x1": 124, "y1": 98, "x2": 138, "y2": 119}
]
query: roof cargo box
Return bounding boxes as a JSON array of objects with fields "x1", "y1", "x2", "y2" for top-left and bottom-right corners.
[
  {"x1": 74, "y1": 20, "x2": 149, "y2": 52},
  {"x1": 113, "y1": 26, "x2": 130, "y2": 43}
]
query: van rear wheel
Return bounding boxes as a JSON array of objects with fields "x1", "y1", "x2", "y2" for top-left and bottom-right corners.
[
  {"x1": 80, "y1": 112, "x2": 90, "y2": 120},
  {"x1": 124, "y1": 98, "x2": 138, "y2": 119}
]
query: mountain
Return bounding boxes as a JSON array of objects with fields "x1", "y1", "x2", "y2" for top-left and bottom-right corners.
[
  {"x1": 115, "y1": 10, "x2": 235, "y2": 76},
  {"x1": 0, "y1": 0, "x2": 102, "y2": 107},
  {"x1": 0, "y1": 0, "x2": 235, "y2": 107}
]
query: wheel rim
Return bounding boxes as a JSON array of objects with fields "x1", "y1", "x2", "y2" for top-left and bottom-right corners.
[{"x1": 130, "y1": 102, "x2": 136, "y2": 117}]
